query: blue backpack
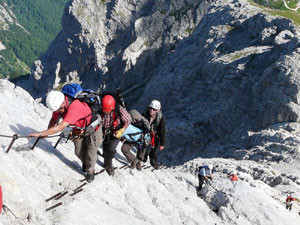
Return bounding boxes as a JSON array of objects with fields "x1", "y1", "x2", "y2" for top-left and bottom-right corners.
[
  {"x1": 198, "y1": 165, "x2": 209, "y2": 173},
  {"x1": 122, "y1": 124, "x2": 150, "y2": 145},
  {"x1": 61, "y1": 83, "x2": 102, "y2": 128}
]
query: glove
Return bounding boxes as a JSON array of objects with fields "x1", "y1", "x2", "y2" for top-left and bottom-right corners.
[{"x1": 115, "y1": 128, "x2": 125, "y2": 139}]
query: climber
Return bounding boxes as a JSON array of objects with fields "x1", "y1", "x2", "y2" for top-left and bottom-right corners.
[
  {"x1": 120, "y1": 109, "x2": 151, "y2": 169},
  {"x1": 135, "y1": 99, "x2": 166, "y2": 170},
  {"x1": 197, "y1": 164, "x2": 213, "y2": 190},
  {"x1": 100, "y1": 94, "x2": 132, "y2": 176},
  {"x1": 285, "y1": 195, "x2": 295, "y2": 211},
  {"x1": 28, "y1": 90, "x2": 102, "y2": 183},
  {"x1": 228, "y1": 171, "x2": 238, "y2": 181}
]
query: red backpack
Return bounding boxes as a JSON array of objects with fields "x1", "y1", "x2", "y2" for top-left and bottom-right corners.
[{"x1": 286, "y1": 196, "x2": 295, "y2": 202}]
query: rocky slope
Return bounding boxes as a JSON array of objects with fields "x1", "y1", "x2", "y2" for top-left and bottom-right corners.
[
  {"x1": 19, "y1": 0, "x2": 300, "y2": 173},
  {"x1": 1, "y1": 79, "x2": 300, "y2": 225}
]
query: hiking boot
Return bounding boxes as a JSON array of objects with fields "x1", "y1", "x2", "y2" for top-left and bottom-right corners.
[
  {"x1": 86, "y1": 172, "x2": 95, "y2": 183},
  {"x1": 129, "y1": 161, "x2": 136, "y2": 169},
  {"x1": 82, "y1": 164, "x2": 87, "y2": 173},
  {"x1": 152, "y1": 163, "x2": 159, "y2": 170},
  {"x1": 136, "y1": 161, "x2": 142, "y2": 171},
  {"x1": 142, "y1": 154, "x2": 148, "y2": 163},
  {"x1": 106, "y1": 166, "x2": 115, "y2": 176}
]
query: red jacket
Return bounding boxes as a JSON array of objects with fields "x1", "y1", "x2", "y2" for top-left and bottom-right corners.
[{"x1": 286, "y1": 196, "x2": 295, "y2": 202}]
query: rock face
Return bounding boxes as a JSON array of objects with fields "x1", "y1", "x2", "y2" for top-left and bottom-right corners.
[
  {"x1": 25, "y1": 0, "x2": 212, "y2": 94},
  {"x1": 0, "y1": 2, "x2": 25, "y2": 30},
  {"x1": 21, "y1": 0, "x2": 300, "y2": 164}
]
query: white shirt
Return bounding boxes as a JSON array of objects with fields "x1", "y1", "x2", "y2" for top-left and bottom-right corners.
[{"x1": 199, "y1": 167, "x2": 211, "y2": 177}]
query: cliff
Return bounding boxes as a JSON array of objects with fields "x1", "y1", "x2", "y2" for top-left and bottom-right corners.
[{"x1": 20, "y1": 0, "x2": 300, "y2": 165}]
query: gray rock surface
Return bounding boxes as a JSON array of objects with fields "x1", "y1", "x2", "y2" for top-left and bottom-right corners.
[{"x1": 18, "y1": 0, "x2": 300, "y2": 165}]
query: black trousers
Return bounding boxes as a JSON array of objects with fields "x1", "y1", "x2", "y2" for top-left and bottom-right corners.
[
  {"x1": 143, "y1": 140, "x2": 160, "y2": 166},
  {"x1": 103, "y1": 135, "x2": 119, "y2": 167},
  {"x1": 148, "y1": 147, "x2": 158, "y2": 166},
  {"x1": 198, "y1": 175, "x2": 205, "y2": 190}
]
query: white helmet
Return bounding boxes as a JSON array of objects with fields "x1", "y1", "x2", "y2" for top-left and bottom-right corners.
[
  {"x1": 208, "y1": 164, "x2": 213, "y2": 170},
  {"x1": 46, "y1": 91, "x2": 65, "y2": 111},
  {"x1": 149, "y1": 100, "x2": 161, "y2": 110}
]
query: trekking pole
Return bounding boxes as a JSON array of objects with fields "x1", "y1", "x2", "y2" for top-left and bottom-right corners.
[
  {"x1": 6, "y1": 134, "x2": 18, "y2": 153},
  {"x1": 31, "y1": 137, "x2": 41, "y2": 150}
]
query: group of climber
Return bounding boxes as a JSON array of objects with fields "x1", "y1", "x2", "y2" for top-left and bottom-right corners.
[
  {"x1": 121, "y1": 100, "x2": 165, "y2": 171},
  {"x1": 28, "y1": 84, "x2": 166, "y2": 183},
  {"x1": 197, "y1": 166, "x2": 299, "y2": 214}
]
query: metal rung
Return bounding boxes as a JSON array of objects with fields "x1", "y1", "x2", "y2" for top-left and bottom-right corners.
[
  {"x1": 119, "y1": 165, "x2": 127, "y2": 169},
  {"x1": 54, "y1": 191, "x2": 68, "y2": 200},
  {"x1": 73, "y1": 183, "x2": 87, "y2": 192},
  {"x1": 70, "y1": 188, "x2": 83, "y2": 196},
  {"x1": 45, "y1": 192, "x2": 63, "y2": 202},
  {"x1": 46, "y1": 202, "x2": 63, "y2": 212}
]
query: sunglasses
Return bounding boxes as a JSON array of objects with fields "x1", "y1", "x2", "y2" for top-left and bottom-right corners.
[{"x1": 149, "y1": 107, "x2": 158, "y2": 111}]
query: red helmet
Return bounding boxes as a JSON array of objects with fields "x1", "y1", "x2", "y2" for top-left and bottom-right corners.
[{"x1": 102, "y1": 95, "x2": 115, "y2": 113}]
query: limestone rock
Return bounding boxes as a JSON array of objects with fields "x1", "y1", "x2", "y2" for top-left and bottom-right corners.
[{"x1": 17, "y1": 0, "x2": 300, "y2": 165}]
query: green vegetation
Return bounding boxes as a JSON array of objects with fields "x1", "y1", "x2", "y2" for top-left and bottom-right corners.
[
  {"x1": 54, "y1": 82, "x2": 66, "y2": 91},
  {"x1": 288, "y1": 0, "x2": 299, "y2": 8},
  {"x1": 231, "y1": 51, "x2": 252, "y2": 61},
  {"x1": 225, "y1": 25, "x2": 235, "y2": 32},
  {"x1": 185, "y1": 27, "x2": 195, "y2": 35},
  {"x1": 253, "y1": 0, "x2": 285, "y2": 10},
  {"x1": 143, "y1": 41, "x2": 150, "y2": 48},
  {"x1": 253, "y1": 0, "x2": 300, "y2": 9},
  {"x1": 268, "y1": 9, "x2": 300, "y2": 24},
  {"x1": 249, "y1": 0, "x2": 300, "y2": 25},
  {"x1": 231, "y1": 53, "x2": 245, "y2": 61},
  {"x1": 115, "y1": 11, "x2": 125, "y2": 17},
  {"x1": 0, "y1": 0, "x2": 68, "y2": 78}
]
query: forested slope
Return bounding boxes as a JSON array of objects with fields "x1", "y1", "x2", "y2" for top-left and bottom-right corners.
[{"x1": 0, "y1": 0, "x2": 68, "y2": 78}]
